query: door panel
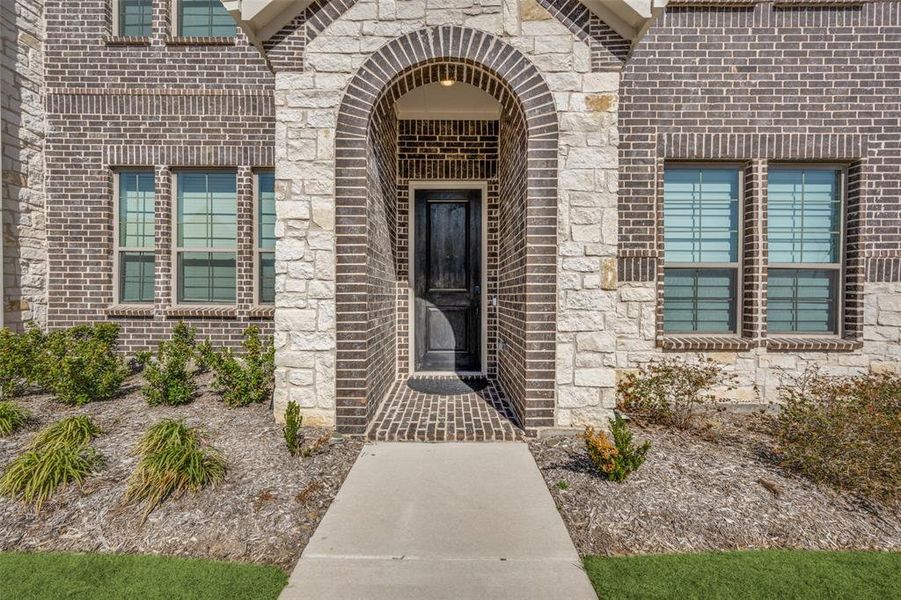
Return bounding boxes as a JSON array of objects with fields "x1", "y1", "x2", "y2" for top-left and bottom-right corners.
[{"x1": 414, "y1": 189, "x2": 481, "y2": 372}]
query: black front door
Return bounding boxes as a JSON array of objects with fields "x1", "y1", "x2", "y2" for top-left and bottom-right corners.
[{"x1": 414, "y1": 189, "x2": 481, "y2": 372}]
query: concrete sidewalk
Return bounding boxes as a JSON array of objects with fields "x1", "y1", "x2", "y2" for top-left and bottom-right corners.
[{"x1": 280, "y1": 443, "x2": 597, "y2": 600}]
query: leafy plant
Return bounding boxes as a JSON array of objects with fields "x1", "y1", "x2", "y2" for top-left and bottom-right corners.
[
  {"x1": 0, "y1": 415, "x2": 103, "y2": 511},
  {"x1": 617, "y1": 357, "x2": 733, "y2": 429},
  {"x1": 202, "y1": 326, "x2": 275, "y2": 408},
  {"x1": 0, "y1": 401, "x2": 31, "y2": 437},
  {"x1": 556, "y1": 480, "x2": 569, "y2": 491},
  {"x1": 39, "y1": 323, "x2": 128, "y2": 405},
  {"x1": 139, "y1": 323, "x2": 198, "y2": 407},
  {"x1": 774, "y1": 370, "x2": 900, "y2": 505},
  {"x1": 283, "y1": 400, "x2": 302, "y2": 456},
  {"x1": 125, "y1": 419, "x2": 226, "y2": 519},
  {"x1": 582, "y1": 416, "x2": 651, "y2": 482},
  {"x1": 0, "y1": 326, "x2": 45, "y2": 399}
]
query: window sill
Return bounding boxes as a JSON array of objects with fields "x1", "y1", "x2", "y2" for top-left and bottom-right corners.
[
  {"x1": 765, "y1": 337, "x2": 862, "y2": 352},
  {"x1": 165, "y1": 306, "x2": 238, "y2": 319},
  {"x1": 166, "y1": 36, "x2": 236, "y2": 46},
  {"x1": 658, "y1": 336, "x2": 754, "y2": 352},
  {"x1": 106, "y1": 304, "x2": 155, "y2": 317},
  {"x1": 248, "y1": 305, "x2": 275, "y2": 319},
  {"x1": 103, "y1": 35, "x2": 151, "y2": 46}
]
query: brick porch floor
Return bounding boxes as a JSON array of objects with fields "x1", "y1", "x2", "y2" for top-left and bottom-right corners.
[{"x1": 367, "y1": 377, "x2": 523, "y2": 441}]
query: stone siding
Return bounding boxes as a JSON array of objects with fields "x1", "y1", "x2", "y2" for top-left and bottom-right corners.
[{"x1": 2, "y1": 0, "x2": 46, "y2": 329}]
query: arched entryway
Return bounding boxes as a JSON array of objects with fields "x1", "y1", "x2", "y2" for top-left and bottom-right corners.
[{"x1": 333, "y1": 26, "x2": 558, "y2": 436}]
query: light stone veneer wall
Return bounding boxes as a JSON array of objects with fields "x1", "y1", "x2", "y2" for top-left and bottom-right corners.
[
  {"x1": 272, "y1": 0, "x2": 620, "y2": 427},
  {"x1": 615, "y1": 281, "x2": 901, "y2": 403},
  {"x1": 1, "y1": 0, "x2": 47, "y2": 330}
]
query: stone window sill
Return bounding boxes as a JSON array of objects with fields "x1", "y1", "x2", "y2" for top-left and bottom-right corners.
[
  {"x1": 103, "y1": 35, "x2": 151, "y2": 46},
  {"x1": 106, "y1": 304, "x2": 155, "y2": 318},
  {"x1": 165, "y1": 305, "x2": 238, "y2": 319},
  {"x1": 166, "y1": 36, "x2": 236, "y2": 47},
  {"x1": 658, "y1": 336, "x2": 754, "y2": 352},
  {"x1": 765, "y1": 337, "x2": 862, "y2": 352},
  {"x1": 248, "y1": 305, "x2": 275, "y2": 319}
]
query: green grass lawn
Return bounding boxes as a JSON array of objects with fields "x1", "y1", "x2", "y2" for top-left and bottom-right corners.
[
  {"x1": 585, "y1": 550, "x2": 901, "y2": 600},
  {"x1": 0, "y1": 552, "x2": 288, "y2": 600}
]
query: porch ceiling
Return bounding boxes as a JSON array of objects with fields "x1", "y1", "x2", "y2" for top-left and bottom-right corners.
[{"x1": 223, "y1": 0, "x2": 669, "y2": 46}]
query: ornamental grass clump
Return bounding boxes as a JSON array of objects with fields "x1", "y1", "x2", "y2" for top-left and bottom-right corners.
[
  {"x1": 138, "y1": 322, "x2": 199, "y2": 407},
  {"x1": 0, "y1": 401, "x2": 31, "y2": 437},
  {"x1": 775, "y1": 370, "x2": 900, "y2": 505},
  {"x1": 39, "y1": 323, "x2": 128, "y2": 406},
  {"x1": 0, "y1": 415, "x2": 102, "y2": 511},
  {"x1": 125, "y1": 419, "x2": 226, "y2": 520},
  {"x1": 202, "y1": 326, "x2": 275, "y2": 408},
  {"x1": 617, "y1": 357, "x2": 733, "y2": 429},
  {"x1": 582, "y1": 415, "x2": 651, "y2": 482}
]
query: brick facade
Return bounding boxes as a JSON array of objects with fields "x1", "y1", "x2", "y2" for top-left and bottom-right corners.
[
  {"x1": 617, "y1": 0, "x2": 901, "y2": 400},
  {"x1": 41, "y1": 0, "x2": 275, "y2": 351},
  {"x1": 7, "y1": 0, "x2": 899, "y2": 434}
]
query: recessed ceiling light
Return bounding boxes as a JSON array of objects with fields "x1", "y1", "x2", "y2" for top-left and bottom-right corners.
[{"x1": 439, "y1": 78, "x2": 455, "y2": 87}]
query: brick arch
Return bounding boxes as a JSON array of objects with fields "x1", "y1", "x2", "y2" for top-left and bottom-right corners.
[{"x1": 334, "y1": 26, "x2": 558, "y2": 435}]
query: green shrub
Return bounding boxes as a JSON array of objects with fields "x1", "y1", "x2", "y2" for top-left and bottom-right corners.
[
  {"x1": 582, "y1": 416, "x2": 651, "y2": 482},
  {"x1": 125, "y1": 419, "x2": 227, "y2": 519},
  {"x1": 617, "y1": 357, "x2": 732, "y2": 429},
  {"x1": 0, "y1": 401, "x2": 31, "y2": 437},
  {"x1": 775, "y1": 371, "x2": 900, "y2": 505},
  {"x1": 39, "y1": 323, "x2": 129, "y2": 405},
  {"x1": 0, "y1": 415, "x2": 102, "y2": 511},
  {"x1": 0, "y1": 326, "x2": 45, "y2": 399},
  {"x1": 283, "y1": 401, "x2": 302, "y2": 456},
  {"x1": 202, "y1": 326, "x2": 275, "y2": 408},
  {"x1": 139, "y1": 323, "x2": 198, "y2": 407}
]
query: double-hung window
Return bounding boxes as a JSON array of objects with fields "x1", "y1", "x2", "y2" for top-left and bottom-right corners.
[
  {"x1": 662, "y1": 167, "x2": 741, "y2": 333},
  {"x1": 116, "y1": 0, "x2": 153, "y2": 37},
  {"x1": 178, "y1": 0, "x2": 236, "y2": 37},
  {"x1": 767, "y1": 168, "x2": 843, "y2": 334},
  {"x1": 175, "y1": 171, "x2": 237, "y2": 304},
  {"x1": 115, "y1": 171, "x2": 156, "y2": 303},
  {"x1": 256, "y1": 172, "x2": 276, "y2": 304}
]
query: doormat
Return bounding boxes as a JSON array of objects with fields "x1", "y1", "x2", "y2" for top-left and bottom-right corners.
[{"x1": 406, "y1": 376, "x2": 489, "y2": 396}]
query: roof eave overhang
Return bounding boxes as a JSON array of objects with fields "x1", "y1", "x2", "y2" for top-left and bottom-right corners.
[{"x1": 224, "y1": 0, "x2": 667, "y2": 47}]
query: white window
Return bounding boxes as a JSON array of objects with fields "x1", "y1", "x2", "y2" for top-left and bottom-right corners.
[
  {"x1": 177, "y1": 0, "x2": 236, "y2": 37},
  {"x1": 114, "y1": 170, "x2": 156, "y2": 303},
  {"x1": 256, "y1": 172, "x2": 276, "y2": 304},
  {"x1": 114, "y1": 0, "x2": 153, "y2": 37}
]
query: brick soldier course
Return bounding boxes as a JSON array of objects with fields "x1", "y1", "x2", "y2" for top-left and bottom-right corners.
[{"x1": 3, "y1": 0, "x2": 900, "y2": 436}]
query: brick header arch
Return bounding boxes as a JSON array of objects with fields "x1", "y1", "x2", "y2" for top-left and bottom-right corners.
[{"x1": 334, "y1": 26, "x2": 559, "y2": 434}]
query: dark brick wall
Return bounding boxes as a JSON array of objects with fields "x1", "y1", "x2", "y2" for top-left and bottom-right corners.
[
  {"x1": 620, "y1": 0, "x2": 901, "y2": 278},
  {"x1": 44, "y1": 1, "x2": 276, "y2": 352}
]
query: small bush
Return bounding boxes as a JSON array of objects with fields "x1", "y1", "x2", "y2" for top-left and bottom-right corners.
[
  {"x1": 139, "y1": 323, "x2": 199, "y2": 407},
  {"x1": 0, "y1": 326, "x2": 45, "y2": 399},
  {"x1": 125, "y1": 419, "x2": 226, "y2": 519},
  {"x1": 39, "y1": 323, "x2": 128, "y2": 405},
  {"x1": 283, "y1": 401, "x2": 302, "y2": 456},
  {"x1": 617, "y1": 357, "x2": 733, "y2": 429},
  {"x1": 775, "y1": 371, "x2": 900, "y2": 505},
  {"x1": 202, "y1": 326, "x2": 275, "y2": 408},
  {"x1": 0, "y1": 401, "x2": 31, "y2": 437},
  {"x1": 0, "y1": 415, "x2": 102, "y2": 511},
  {"x1": 582, "y1": 416, "x2": 651, "y2": 483}
]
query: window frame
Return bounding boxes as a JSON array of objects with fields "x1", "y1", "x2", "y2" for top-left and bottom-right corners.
[
  {"x1": 662, "y1": 162, "x2": 745, "y2": 336},
  {"x1": 112, "y1": 169, "x2": 156, "y2": 305},
  {"x1": 112, "y1": 0, "x2": 153, "y2": 38},
  {"x1": 173, "y1": 0, "x2": 236, "y2": 38},
  {"x1": 254, "y1": 170, "x2": 276, "y2": 306},
  {"x1": 171, "y1": 169, "x2": 239, "y2": 307},
  {"x1": 766, "y1": 163, "x2": 847, "y2": 337}
]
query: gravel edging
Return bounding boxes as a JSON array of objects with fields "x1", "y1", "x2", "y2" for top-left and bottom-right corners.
[
  {"x1": 529, "y1": 417, "x2": 900, "y2": 557},
  {"x1": 0, "y1": 375, "x2": 362, "y2": 571}
]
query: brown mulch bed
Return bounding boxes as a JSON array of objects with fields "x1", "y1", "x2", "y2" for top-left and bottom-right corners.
[
  {"x1": 529, "y1": 414, "x2": 900, "y2": 557},
  {"x1": 0, "y1": 374, "x2": 363, "y2": 571}
]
